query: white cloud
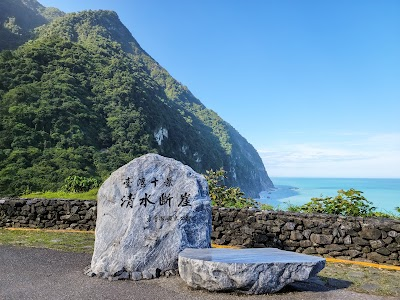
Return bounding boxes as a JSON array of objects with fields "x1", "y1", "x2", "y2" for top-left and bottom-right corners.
[{"x1": 258, "y1": 133, "x2": 400, "y2": 178}]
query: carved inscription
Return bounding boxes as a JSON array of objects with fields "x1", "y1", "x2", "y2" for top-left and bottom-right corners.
[
  {"x1": 120, "y1": 193, "x2": 133, "y2": 208},
  {"x1": 119, "y1": 176, "x2": 193, "y2": 211},
  {"x1": 178, "y1": 192, "x2": 191, "y2": 207},
  {"x1": 137, "y1": 177, "x2": 146, "y2": 188},
  {"x1": 164, "y1": 178, "x2": 173, "y2": 187},
  {"x1": 139, "y1": 193, "x2": 154, "y2": 207},
  {"x1": 159, "y1": 193, "x2": 173, "y2": 207}
]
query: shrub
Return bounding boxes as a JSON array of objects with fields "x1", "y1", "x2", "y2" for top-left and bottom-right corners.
[
  {"x1": 205, "y1": 168, "x2": 259, "y2": 208},
  {"x1": 285, "y1": 202, "x2": 302, "y2": 212},
  {"x1": 296, "y1": 188, "x2": 376, "y2": 217},
  {"x1": 260, "y1": 203, "x2": 274, "y2": 211},
  {"x1": 63, "y1": 175, "x2": 100, "y2": 193}
]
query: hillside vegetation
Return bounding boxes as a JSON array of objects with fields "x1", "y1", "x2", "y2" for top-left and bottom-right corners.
[
  {"x1": 0, "y1": 4, "x2": 273, "y2": 196},
  {"x1": 0, "y1": 0, "x2": 64, "y2": 50}
]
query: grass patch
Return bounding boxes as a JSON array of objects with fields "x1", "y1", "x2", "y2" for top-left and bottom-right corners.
[
  {"x1": 319, "y1": 262, "x2": 400, "y2": 297},
  {"x1": 0, "y1": 228, "x2": 95, "y2": 253},
  {"x1": 21, "y1": 188, "x2": 98, "y2": 201}
]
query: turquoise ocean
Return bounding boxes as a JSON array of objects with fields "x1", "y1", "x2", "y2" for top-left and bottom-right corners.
[{"x1": 259, "y1": 178, "x2": 400, "y2": 214}]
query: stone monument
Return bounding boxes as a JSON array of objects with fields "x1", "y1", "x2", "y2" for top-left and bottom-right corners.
[{"x1": 86, "y1": 154, "x2": 211, "y2": 280}]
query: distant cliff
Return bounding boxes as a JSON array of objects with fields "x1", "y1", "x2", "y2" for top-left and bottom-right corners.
[{"x1": 0, "y1": 0, "x2": 273, "y2": 197}]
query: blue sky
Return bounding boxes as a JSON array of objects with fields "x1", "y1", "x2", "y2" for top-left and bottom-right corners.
[{"x1": 39, "y1": 0, "x2": 400, "y2": 178}]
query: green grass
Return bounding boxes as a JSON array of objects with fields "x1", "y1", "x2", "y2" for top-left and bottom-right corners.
[
  {"x1": 21, "y1": 188, "x2": 98, "y2": 201},
  {"x1": 0, "y1": 228, "x2": 95, "y2": 253}
]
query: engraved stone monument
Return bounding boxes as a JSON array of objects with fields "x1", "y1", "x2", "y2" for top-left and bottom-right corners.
[{"x1": 86, "y1": 154, "x2": 211, "y2": 280}]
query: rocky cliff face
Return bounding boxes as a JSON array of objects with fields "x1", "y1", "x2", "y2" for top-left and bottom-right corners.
[{"x1": 0, "y1": 1, "x2": 273, "y2": 197}]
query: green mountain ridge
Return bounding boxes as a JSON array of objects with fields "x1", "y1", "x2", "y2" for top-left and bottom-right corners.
[
  {"x1": 0, "y1": 0, "x2": 273, "y2": 197},
  {"x1": 0, "y1": 0, "x2": 64, "y2": 50}
]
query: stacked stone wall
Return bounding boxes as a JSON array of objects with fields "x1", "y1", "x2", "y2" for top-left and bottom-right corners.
[
  {"x1": 212, "y1": 207, "x2": 400, "y2": 266},
  {"x1": 1, "y1": 198, "x2": 399, "y2": 265},
  {"x1": 0, "y1": 198, "x2": 96, "y2": 230}
]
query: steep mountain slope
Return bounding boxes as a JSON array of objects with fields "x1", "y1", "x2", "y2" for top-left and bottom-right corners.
[
  {"x1": 0, "y1": 0, "x2": 64, "y2": 50},
  {"x1": 0, "y1": 3, "x2": 273, "y2": 197}
]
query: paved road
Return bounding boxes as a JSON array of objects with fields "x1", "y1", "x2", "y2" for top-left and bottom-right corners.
[{"x1": 0, "y1": 245, "x2": 395, "y2": 300}]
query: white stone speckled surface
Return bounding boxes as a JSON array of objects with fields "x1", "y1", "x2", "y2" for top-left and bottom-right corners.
[
  {"x1": 88, "y1": 154, "x2": 211, "y2": 280},
  {"x1": 178, "y1": 248, "x2": 325, "y2": 294}
]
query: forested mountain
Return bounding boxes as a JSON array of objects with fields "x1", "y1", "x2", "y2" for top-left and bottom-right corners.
[
  {"x1": 0, "y1": 0, "x2": 64, "y2": 50},
  {"x1": 0, "y1": 0, "x2": 273, "y2": 197}
]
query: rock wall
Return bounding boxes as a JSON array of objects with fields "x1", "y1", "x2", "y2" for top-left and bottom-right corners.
[
  {"x1": 0, "y1": 198, "x2": 97, "y2": 230},
  {"x1": 212, "y1": 208, "x2": 400, "y2": 266},
  {"x1": 1, "y1": 198, "x2": 399, "y2": 266}
]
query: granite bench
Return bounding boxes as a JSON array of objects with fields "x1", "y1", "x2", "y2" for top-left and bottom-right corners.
[{"x1": 178, "y1": 248, "x2": 325, "y2": 294}]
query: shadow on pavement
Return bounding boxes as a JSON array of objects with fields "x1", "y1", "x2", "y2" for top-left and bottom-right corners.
[{"x1": 286, "y1": 276, "x2": 352, "y2": 293}]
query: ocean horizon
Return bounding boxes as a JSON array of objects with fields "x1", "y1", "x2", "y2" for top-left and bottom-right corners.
[{"x1": 259, "y1": 177, "x2": 400, "y2": 214}]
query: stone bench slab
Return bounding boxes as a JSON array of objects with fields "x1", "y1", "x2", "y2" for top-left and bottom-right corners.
[{"x1": 178, "y1": 248, "x2": 325, "y2": 294}]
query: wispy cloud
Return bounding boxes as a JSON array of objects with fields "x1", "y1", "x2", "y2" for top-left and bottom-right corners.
[{"x1": 257, "y1": 133, "x2": 400, "y2": 178}]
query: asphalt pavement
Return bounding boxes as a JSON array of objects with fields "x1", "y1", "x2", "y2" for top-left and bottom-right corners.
[{"x1": 0, "y1": 245, "x2": 395, "y2": 300}]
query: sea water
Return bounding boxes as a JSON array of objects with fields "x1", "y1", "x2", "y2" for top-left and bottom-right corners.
[{"x1": 259, "y1": 177, "x2": 400, "y2": 214}]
